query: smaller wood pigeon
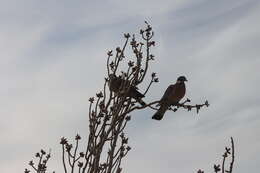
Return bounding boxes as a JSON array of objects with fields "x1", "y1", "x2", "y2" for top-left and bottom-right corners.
[
  {"x1": 108, "y1": 74, "x2": 146, "y2": 106},
  {"x1": 152, "y1": 76, "x2": 187, "y2": 120}
]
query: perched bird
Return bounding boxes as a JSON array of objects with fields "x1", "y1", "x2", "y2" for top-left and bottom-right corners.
[
  {"x1": 108, "y1": 74, "x2": 146, "y2": 106},
  {"x1": 152, "y1": 76, "x2": 187, "y2": 120}
]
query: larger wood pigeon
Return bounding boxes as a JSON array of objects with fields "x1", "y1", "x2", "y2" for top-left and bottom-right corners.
[{"x1": 152, "y1": 76, "x2": 187, "y2": 120}]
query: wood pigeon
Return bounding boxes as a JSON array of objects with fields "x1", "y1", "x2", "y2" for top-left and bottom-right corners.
[
  {"x1": 108, "y1": 74, "x2": 146, "y2": 106},
  {"x1": 152, "y1": 76, "x2": 187, "y2": 120}
]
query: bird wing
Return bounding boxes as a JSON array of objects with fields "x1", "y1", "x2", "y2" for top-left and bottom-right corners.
[
  {"x1": 109, "y1": 76, "x2": 137, "y2": 94},
  {"x1": 160, "y1": 83, "x2": 185, "y2": 105},
  {"x1": 160, "y1": 84, "x2": 176, "y2": 103},
  {"x1": 129, "y1": 87, "x2": 144, "y2": 98}
]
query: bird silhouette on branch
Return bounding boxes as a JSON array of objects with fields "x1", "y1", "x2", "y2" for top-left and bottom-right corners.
[{"x1": 25, "y1": 22, "x2": 212, "y2": 173}]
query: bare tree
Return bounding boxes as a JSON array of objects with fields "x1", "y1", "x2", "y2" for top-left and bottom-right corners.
[{"x1": 25, "y1": 23, "x2": 210, "y2": 173}]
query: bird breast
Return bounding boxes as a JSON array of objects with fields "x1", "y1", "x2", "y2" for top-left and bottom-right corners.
[{"x1": 169, "y1": 83, "x2": 186, "y2": 103}]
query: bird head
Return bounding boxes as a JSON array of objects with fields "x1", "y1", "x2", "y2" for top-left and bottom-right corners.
[{"x1": 177, "y1": 76, "x2": 188, "y2": 83}]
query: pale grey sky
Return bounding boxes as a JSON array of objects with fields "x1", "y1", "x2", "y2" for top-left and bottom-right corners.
[{"x1": 0, "y1": 0, "x2": 260, "y2": 172}]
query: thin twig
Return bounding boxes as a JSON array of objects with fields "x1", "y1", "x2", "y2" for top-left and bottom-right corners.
[{"x1": 229, "y1": 137, "x2": 235, "y2": 172}]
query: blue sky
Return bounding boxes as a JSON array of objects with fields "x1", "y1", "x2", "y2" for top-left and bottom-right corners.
[{"x1": 0, "y1": 0, "x2": 260, "y2": 172}]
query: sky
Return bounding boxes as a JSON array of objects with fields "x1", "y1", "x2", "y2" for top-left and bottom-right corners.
[{"x1": 0, "y1": 0, "x2": 260, "y2": 172}]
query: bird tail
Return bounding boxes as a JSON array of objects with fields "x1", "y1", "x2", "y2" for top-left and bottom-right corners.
[
  {"x1": 137, "y1": 99, "x2": 146, "y2": 106},
  {"x1": 152, "y1": 105, "x2": 168, "y2": 120},
  {"x1": 131, "y1": 89, "x2": 145, "y2": 98}
]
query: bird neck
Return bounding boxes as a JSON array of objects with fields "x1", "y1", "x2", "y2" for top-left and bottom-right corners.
[{"x1": 176, "y1": 81, "x2": 183, "y2": 84}]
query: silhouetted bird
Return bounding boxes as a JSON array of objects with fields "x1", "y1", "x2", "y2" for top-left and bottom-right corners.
[
  {"x1": 152, "y1": 76, "x2": 187, "y2": 120},
  {"x1": 108, "y1": 74, "x2": 146, "y2": 106}
]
